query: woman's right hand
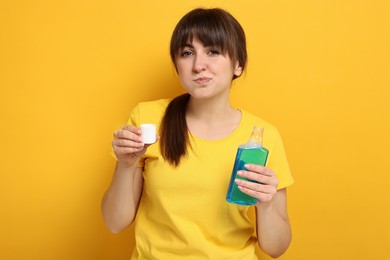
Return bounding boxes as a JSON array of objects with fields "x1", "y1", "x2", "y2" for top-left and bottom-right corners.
[{"x1": 112, "y1": 125, "x2": 147, "y2": 167}]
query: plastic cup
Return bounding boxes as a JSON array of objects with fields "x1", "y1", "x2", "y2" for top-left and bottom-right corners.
[{"x1": 140, "y1": 124, "x2": 156, "y2": 144}]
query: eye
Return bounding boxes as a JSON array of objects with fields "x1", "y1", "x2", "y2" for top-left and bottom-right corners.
[
  {"x1": 208, "y1": 49, "x2": 220, "y2": 55},
  {"x1": 180, "y1": 50, "x2": 194, "y2": 57}
]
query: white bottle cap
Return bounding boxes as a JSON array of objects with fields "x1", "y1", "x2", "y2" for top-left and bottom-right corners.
[{"x1": 140, "y1": 124, "x2": 156, "y2": 144}]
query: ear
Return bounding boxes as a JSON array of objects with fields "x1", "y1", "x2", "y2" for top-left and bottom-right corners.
[{"x1": 233, "y1": 62, "x2": 243, "y2": 77}]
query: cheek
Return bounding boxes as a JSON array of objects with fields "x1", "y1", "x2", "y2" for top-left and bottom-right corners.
[
  {"x1": 175, "y1": 62, "x2": 186, "y2": 75},
  {"x1": 176, "y1": 67, "x2": 189, "y2": 85},
  {"x1": 176, "y1": 66, "x2": 192, "y2": 80}
]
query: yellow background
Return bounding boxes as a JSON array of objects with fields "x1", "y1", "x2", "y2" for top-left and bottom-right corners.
[{"x1": 1, "y1": 0, "x2": 389, "y2": 259}]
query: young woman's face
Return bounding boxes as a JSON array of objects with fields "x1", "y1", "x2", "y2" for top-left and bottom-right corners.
[{"x1": 175, "y1": 37, "x2": 242, "y2": 100}]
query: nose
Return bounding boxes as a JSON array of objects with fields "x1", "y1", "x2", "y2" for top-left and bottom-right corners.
[{"x1": 192, "y1": 53, "x2": 207, "y2": 72}]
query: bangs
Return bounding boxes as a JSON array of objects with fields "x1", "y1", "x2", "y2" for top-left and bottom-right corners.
[
  {"x1": 171, "y1": 8, "x2": 238, "y2": 59},
  {"x1": 176, "y1": 17, "x2": 229, "y2": 53}
]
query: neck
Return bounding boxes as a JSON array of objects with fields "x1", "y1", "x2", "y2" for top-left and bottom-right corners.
[
  {"x1": 186, "y1": 95, "x2": 236, "y2": 123},
  {"x1": 185, "y1": 94, "x2": 242, "y2": 140}
]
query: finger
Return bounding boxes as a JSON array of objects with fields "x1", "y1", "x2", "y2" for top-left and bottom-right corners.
[
  {"x1": 237, "y1": 185, "x2": 275, "y2": 202},
  {"x1": 122, "y1": 125, "x2": 142, "y2": 134},
  {"x1": 237, "y1": 170, "x2": 279, "y2": 187},
  {"x1": 235, "y1": 178, "x2": 278, "y2": 203},
  {"x1": 113, "y1": 125, "x2": 141, "y2": 136},
  {"x1": 113, "y1": 146, "x2": 145, "y2": 155},
  {"x1": 112, "y1": 138, "x2": 144, "y2": 148},
  {"x1": 235, "y1": 178, "x2": 277, "y2": 194},
  {"x1": 114, "y1": 127, "x2": 142, "y2": 141},
  {"x1": 244, "y1": 164, "x2": 275, "y2": 177}
]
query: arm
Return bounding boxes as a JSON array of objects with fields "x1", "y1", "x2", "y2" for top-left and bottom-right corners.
[
  {"x1": 101, "y1": 162, "x2": 144, "y2": 233},
  {"x1": 101, "y1": 125, "x2": 155, "y2": 233},
  {"x1": 255, "y1": 188, "x2": 291, "y2": 258},
  {"x1": 235, "y1": 165, "x2": 292, "y2": 258}
]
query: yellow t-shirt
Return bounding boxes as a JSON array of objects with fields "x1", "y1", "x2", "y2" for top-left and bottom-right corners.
[{"x1": 126, "y1": 98, "x2": 294, "y2": 260}]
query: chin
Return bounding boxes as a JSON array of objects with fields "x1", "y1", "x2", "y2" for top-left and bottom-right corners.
[{"x1": 189, "y1": 90, "x2": 215, "y2": 99}]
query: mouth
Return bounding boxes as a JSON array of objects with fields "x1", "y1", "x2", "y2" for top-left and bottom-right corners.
[{"x1": 194, "y1": 77, "x2": 212, "y2": 84}]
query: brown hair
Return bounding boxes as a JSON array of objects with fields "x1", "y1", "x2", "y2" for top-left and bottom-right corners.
[{"x1": 160, "y1": 8, "x2": 247, "y2": 166}]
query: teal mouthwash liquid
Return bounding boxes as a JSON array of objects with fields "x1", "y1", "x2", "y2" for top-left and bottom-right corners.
[{"x1": 226, "y1": 126, "x2": 268, "y2": 206}]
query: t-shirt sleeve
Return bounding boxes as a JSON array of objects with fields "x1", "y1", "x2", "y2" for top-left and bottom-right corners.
[
  {"x1": 266, "y1": 129, "x2": 294, "y2": 190},
  {"x1": 126, "y1": 104, "x2": 141, "y2": 127}
]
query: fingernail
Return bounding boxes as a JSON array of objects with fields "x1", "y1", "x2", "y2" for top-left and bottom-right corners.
[{"x1": 237, "y1": 171, "x2": 243, "y2": 176}]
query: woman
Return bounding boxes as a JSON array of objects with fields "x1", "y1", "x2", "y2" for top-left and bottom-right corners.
[{"x1": 102, "y1": 8, "x2": 294, "y2": 259}]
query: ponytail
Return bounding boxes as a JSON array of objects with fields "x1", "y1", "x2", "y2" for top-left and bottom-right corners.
[{"x1": 160, "y1": 93, "x2": 191, "y2": 166}]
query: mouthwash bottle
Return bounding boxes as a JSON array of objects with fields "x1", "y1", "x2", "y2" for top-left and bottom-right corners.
[{"x1": 226, "y1": 125, "x2": 269, "y2": 205}]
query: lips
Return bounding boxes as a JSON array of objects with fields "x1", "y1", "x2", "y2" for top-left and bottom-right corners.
[{"x1": 194, "y1": 77, "x2": 212, "y2": 84}]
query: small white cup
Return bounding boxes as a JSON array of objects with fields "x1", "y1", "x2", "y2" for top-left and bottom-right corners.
[{"x1": 140, "y1": 124, "x2": 156, "y2": 144}]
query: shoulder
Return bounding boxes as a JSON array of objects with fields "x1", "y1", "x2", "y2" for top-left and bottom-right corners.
[
  {"x1": 136, "y1": 98, "x2": 172, "y2": 112},
  {"x1": 241, "y1": 110, "x2": 279, "y2": 135},
  {"x1": 239, "y1": 110, "x2": 284, "y2": 150},
  {"x1": 128, "y1": 98, "x2": 172, "y2": 126}
]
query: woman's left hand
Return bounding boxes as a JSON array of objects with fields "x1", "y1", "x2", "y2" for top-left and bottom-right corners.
[{"x1": 235, "y1": 164, "x2": 279, "y2": 205}]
